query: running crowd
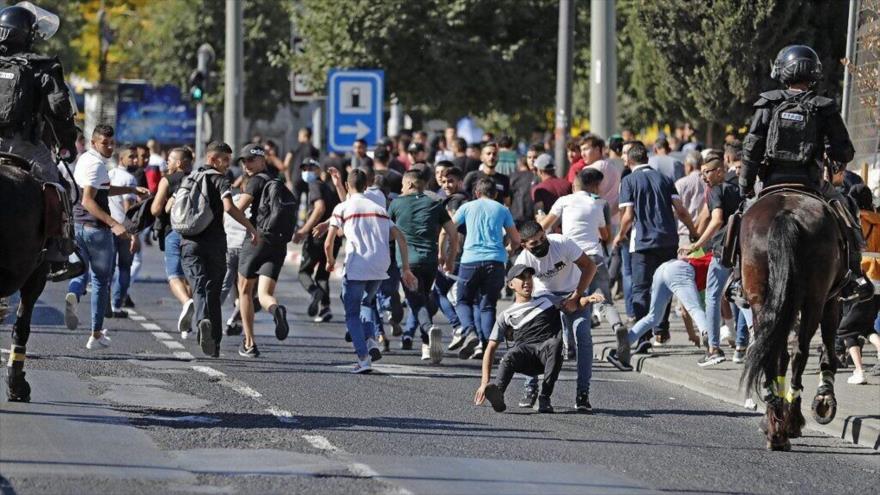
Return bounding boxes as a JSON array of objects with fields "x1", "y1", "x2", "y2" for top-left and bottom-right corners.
[{"x1": 59, "y1": 122, "x2": 880, "y2": 414}]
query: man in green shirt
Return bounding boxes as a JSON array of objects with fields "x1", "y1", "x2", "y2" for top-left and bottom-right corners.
[{"x1": 388, "y1": 169, "x2": 460, "y2": 363}]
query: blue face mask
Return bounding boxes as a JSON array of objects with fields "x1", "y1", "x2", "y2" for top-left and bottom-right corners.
[{"x1": 301, "y1": 170, "x2": 318, "y2": 183}]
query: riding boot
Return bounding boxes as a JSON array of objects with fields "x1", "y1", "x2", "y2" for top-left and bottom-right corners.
[
  {"x1": 48, "y1": 245, "x2": 85, "y2": 283},
  {"x1": 842, "y1": 228, "x2": 873, "y2": 303},
  {"x1": 723, "y1": 264, "x2": 749, "y2": 308}
]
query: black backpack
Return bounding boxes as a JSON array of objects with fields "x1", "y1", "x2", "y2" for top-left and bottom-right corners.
[
  {"x1": 255, "y1": 173, "x2": 298, "y2": 242},
  {"x1": 765, "y1": 91, "x2": 819, "y2": 167},
  {"x1": 0, "y1": 56, "x2": 37, "y2": 129},
  {"x1": 124, "y1": 195, "x2": 156, "y2": 235}
]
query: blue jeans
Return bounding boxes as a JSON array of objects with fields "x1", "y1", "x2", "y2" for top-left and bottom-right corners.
[
  {"x1": 402, "y1": 264, "x2": 437, "y2": 342},
  {"x1": 731, "y1": 304, "x2": 753, "y2": 348},
  {"x1": 630, "y1": 246, "x2": 677, "y2": 321},
  {"x1": 373, "y1": 263, "x2": 401, "y2": 336},
  {"x1": 455, "y1": 261, "x2": 505, "y2": 343},
  {"x1": 342, "y1": 278, "x2": 382, "y2": 358},
  {"x1": 588, "y1": 255, "x2": 622, "y2": 329},
  {"x1": 112, "y1": 236, "x2": 134, "y2": 310},
  {"x1": 432, "y1": 268, "x2": 461, "y2": 328},
  {"x1": 620, "y1": 245, "x2": 634, "y2": 317},
  {"x1": 68, "y1": 224, "x2": 115, "y2": 331},
  {"x1": 705, "y1": 257, "x2": 731, "y2": 349},
  {"x1": 628, "y1": 260, "x2": 709, "y2": 344}
]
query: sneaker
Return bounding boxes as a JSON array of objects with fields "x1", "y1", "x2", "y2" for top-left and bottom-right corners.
[
  {"x1": 732, "y1": 348, "x2": 746, "y2": 363},
  {"x1": 613, "y1": 323, "x2": 631, "y2": 364},
  {"x1": 351, "y1": 357, "x2": 372, "y2": 374},
  {"x1": 367, "y1": 338, "x2": 382, "y2": 362},
  {"x1": 109, "y1": 309, "x2": 128, "y2": 319},
  {"x1": 720, "y1": 325, "x2": 735, "y2": 348},
  {"x1": 344, "y1": 331, "x2": 352, "y2": 342},
  {"x1": 86, "y1": 332, "x2": 111, "y2": 350},
  {"x1": 606, "y1": 349, "x2": 633, "y2": 371},
  {"x1": 64, "y1": 292, "x2": 78, "y2": 330},
  {"x1": 447, "y1": 328, "x2": 466, "y2": 351},
  {"x1": 537, "y1": 395, "x2": 554, "y2": 413},
  {"x1": 869, "y1": 363, "x2": 880, "y2": 376},
  {"x1": 428, "y1": 326, "x2": 443, "y2": 364},
  {"x1": 591, "y1": 314, "x2": 600, "y2": 328},
  {"x1": 401, "y1": 336, "x2": 413, "y2": 350},
  {"x1": 483, "y1": 383, "x2": 506, "y2": 412},
  {"x1": 421, "y1": 343, "x2": 431, "y2": 360},
  {"x1": 224, "y1": 321, "x2": 242, "y2": 337},
  {"x1": 272, "y1": 305, "x2": 289, "y2": 341},
  {"x1": 100, "y1": 329, "x2": 112, "y2": 342},
  {"x1": 458, "y1": 334, "x2": 479, "y2": 359},
  {"x1": 198, "y1": 319, "x2": 217, "y2": 357},
  {"x1": 307, "y1": 291, "x2": 320, "y2": 317},
  {"x1": 314, "y1": 306, "x2": 332, "y2": 323},
  {"x1": 575, "y1": 391, "x2": 592, "y2": 413},
  {"x1": 653, "y1": 328, "x2": 670, "y2": 346},
  {"x1": 178, "y1": 299, "x2": 194, "y2": 335},
  {"x1": 470, "y1": 343, "x2": 484, "y2": 360},
  {"x1": 518, "y1": 386, "x2": 538, "y2": 408},
  {"x1": 238, "y1": 341, "x2": 260, "y2": 358},
  {"x1": 697, "y1": 349, "x2": 726, "y2": 367},
  {"x1": 634, "y1": 340, "x2": 652, "y2": 355},
  {"x1": 847, "y1": 370, "x2": 867, "y2": 385},
  {"x1": 123, "y1": 294, "x2": 136, "y2": 308}
]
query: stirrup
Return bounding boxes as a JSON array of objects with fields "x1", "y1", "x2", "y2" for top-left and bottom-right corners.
[
  {"x1": 839, "y1": 273, "x2": 874, "y2": 303},
  {"x1": 723, "y1": 276, "x2": 749, "y2": 308}
]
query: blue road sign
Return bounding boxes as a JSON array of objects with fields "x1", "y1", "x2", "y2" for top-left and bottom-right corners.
[{"x1": 328, "y1": 69, "x2": 384, "y2": 153}]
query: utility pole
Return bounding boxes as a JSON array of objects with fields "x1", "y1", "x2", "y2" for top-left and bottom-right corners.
[
  {"x1": 590, "y1": 0, "x2": 616, "y2": 140},
  {"x1": 224, "y1": 0, "x2": 244, "y2": 153},
  {"x1": 193, "y1": 43, "x2": 215, "y2": 163},
  {"x1": 554, "y1": 0, "x2": 575, "y2": 176},
  {"x1": 841, "y1": 0, "x2": 860, "y2": 122}
]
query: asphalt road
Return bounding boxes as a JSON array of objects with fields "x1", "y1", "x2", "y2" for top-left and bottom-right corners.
[{"x1": 1, "y1": 246, "x2": 877, "y2": 495}]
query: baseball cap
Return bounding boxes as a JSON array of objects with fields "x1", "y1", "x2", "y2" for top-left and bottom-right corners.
[
  {"x1": 300, "y1": 157, "x2": 321, "y2": 169},
  {"x1": 237, "y1": 143, "x2": 266, "y2": 162},
  {"x1": 407, "y1": 142, "x2": 425, "y2": 154},
  {"x1": 534, "y1": 153, "x2": 554, "y2": 171},
  {"x1": 506, "y1": 264, "x2": 535, "y2": 283}
]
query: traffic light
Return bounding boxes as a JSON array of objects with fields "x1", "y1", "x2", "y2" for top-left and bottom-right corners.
[{"x1": 189, "y1": 69, "x2": 205, "y2": 102}]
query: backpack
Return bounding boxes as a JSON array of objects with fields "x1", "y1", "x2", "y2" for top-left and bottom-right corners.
[
  {"x1": 765, "y1": 91, "x2": 819, "y2": 167},
  {"x1": 123, "y1": 195, "x2": 155, "y2": 235},
  {"x1": 170, "y1": 168, "x2": 220, "y2": 236},
  {"x1": 255, "y1": 173, "x2": 298, "y2": 242},
  {"x1": 0, "y1": 56, "x2": 37, "y2": 129}
]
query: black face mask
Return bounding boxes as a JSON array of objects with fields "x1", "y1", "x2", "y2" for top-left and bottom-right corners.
[
  {"x1": 530, "y1": 239, "x2": 550, "y2": 258},
  {"x1": 126, "y1": 165, "x2": 138, "y2": 173}
]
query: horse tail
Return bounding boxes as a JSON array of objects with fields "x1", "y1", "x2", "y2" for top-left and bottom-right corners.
[{"x1": 742, "y1": 212, "x2": 803, "y2": 396}]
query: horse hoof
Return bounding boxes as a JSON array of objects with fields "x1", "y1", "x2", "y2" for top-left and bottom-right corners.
[
  {"x1": 767, "y1": 440, "x2": 791, "y2": 451},
  {"x1": 811, "y1": 394, "x2": 837, "y2": 425},
  {"x1": 6, "y1": 371, "x2": 31, "y2": 403}
]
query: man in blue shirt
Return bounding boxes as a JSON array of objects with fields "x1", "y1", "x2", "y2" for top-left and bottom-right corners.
[
  {"x1": 453, "y1": 178, "x2": 521, "y2": 360},
  {"x1": 613, "y1": 141, "x2": 697, "y2": 352}
]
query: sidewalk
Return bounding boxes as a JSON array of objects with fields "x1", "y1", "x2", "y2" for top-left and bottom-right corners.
[{"x1": 590, "y1": 305, "x2": 880, "y2": 450}]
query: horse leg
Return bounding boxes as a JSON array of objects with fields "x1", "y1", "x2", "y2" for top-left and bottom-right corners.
[
  {"x1": 785, "y1": 306, "x2": 820, "y2": 439},
  {"x1": 6, "y1": 263, "x2": 48, "y2": 402},
  {"x1": 812, "y1": 299, "x2": 841, "y2": 425},
  {"x1": 759, "y1": 350, "x2": 791, "y2": 451}
]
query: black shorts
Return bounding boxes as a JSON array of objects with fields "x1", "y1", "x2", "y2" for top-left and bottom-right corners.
[{"x1": 238, "y1": 237, "x2": 287, "y2": 281}]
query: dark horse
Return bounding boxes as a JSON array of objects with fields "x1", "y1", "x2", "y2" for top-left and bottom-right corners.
[
  {"x1": 740, "y1": 188, "x2": 845, "y2": 451},
  {"x1": 0, "y1": 153, "x2": 50, "y2": 402}
]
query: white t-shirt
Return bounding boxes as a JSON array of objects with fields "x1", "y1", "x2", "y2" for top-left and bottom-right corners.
[
  {"x1": 586, "y1": 158, "x2": 622, "y2": 225},
  {"x1": 72, "y1": 149, "x2": 112, "y2": 225},
  {"x1": 515, "y1": 234, "x2": 584, "y2": 295},
  {"x1": 223, "y1": 194, "x2": 249, "y2": 249},
  {"x1": 329, "y1": 193, "x2": 392, "y2": 281},
  {"x1": 364, "y1": 186, "x2": 386, "y2": 208},
  {"x1": 149, "y1": 153, "x2": 167, "y2": 173},
  {"x1": 549, "y1": 191, "x2": 606, "y2": 256},
  {"x1": 108, "y1": 167, "x2": 137, "y2": 223}
]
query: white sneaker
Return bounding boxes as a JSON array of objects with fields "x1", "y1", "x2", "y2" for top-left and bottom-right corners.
[
  {"x1": 86, "y1": 332, "x2": 111, "y2": 349},
  {"x1": 428, "y1": 326, "x2": 443, "y2": 364},
  {"x1": 178, "y1": 299, "x2": 194, "y2": 335},
  {"x1": 471, "y1": 343, "x2": 484, "y2": 360},
  {"x1": 421, "y1": 344, "x2": 431, "y2": 360},
  {"x1": 351, "y1": 357, "x2": 372, "y2": 374},
  {"x1": 100, "y1": 329, "x2": 111, "y2": 342},
  {"x1": 367, "y1": 338, "x2": 382, "y2": 362},
  {"x1": 448, "y1": 327, "x2": 465, "y2": 350},
  {"x1": 720, "y1": 325, "x2": 735, "y2": 348},
  {"x1": 64, "y1": 292, "x2": 78, "y2": 330},
  {"x1": 847, "y1": 370, "x2": 867, "y2": 385}
]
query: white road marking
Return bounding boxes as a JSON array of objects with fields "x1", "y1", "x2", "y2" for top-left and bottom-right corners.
[
  {"x1": 161, "y1": 340, "x2": 185, "y2": 350},
  {"x1": 173, "y1": 351, "x2": 195, "y2": 360},
  {"x1": 150, "y1": 331, "x2": 173, "y2": 340},
  {"x1": 230, "y1": 383, "x2": 262, "y2": 398},
  {"x1": 303, "y1": 434, "x2": 340, "y2": 452},
  {"x1": 127, "y1": 310, "x2": 139, "y2": 316},
  {"x1": 192, "y1": 365, "x2": 225, "y2": 378},
  {"x1": 129, "y1": 315, "x2": 146, "y2": 321},
  {"x1": 140, "y1": 323, "x2": 162, "y2": 330}
]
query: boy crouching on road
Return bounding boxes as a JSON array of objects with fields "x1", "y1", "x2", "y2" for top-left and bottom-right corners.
[{"x1": 474, "y1": 265, "x2": 603, "y2": 413}]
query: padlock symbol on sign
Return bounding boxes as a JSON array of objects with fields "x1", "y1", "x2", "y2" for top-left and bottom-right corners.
[{"x1": 350, "y1": 88, "x2": 361, "y2": 108}]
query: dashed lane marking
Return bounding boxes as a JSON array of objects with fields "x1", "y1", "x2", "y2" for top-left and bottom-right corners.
[
  {"x1": 173, "y1": 351, "x2": 195, "y2": 360},
  {"x1": 266, "y1": 406, "x2": 298, "y2": 424},
  {"x1": 161, "y1": 340, "x2": 185, "y2": 350},
  {"x1": 140, "y1": 322, "x2": 162, "y2": 331},
  {"x1": 129, "y1": 315, "x2": 146, "y2": 321},
  {"x1": 303, "y1": 434, "x2": 340, "y2": 453},
  {"x1": 150, "y1": 331, "x2": 173, "y2": 340}
]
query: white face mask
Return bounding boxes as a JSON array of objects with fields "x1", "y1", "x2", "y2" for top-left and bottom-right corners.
[{"x1": 301, "y1": 170, "x2": 318, "y2": 183}]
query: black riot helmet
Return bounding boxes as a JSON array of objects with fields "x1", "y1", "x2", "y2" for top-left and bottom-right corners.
[
  {"x1": 0, "y1": 5, "x2": 36, "y2": 53},
  {"x1": 771, "y1": 45, "x2": 823, "y2": 86}
]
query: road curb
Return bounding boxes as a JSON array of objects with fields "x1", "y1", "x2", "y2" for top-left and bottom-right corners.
[{"x1": 593, "y1": 339, "x2": 880, "y2": 450}]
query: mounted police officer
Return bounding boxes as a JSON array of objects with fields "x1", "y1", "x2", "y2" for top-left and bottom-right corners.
[
  {"x1": 0, "y1": 2, "x2": 80, "y2": 280},
  {"x1": 733, "y1": 44, "x2": 873, "y2": 302}
]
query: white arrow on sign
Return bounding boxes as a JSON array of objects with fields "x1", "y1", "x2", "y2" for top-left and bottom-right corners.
[{"x1": 339, "y1": 120, "x2": 370, "y2": 139}]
